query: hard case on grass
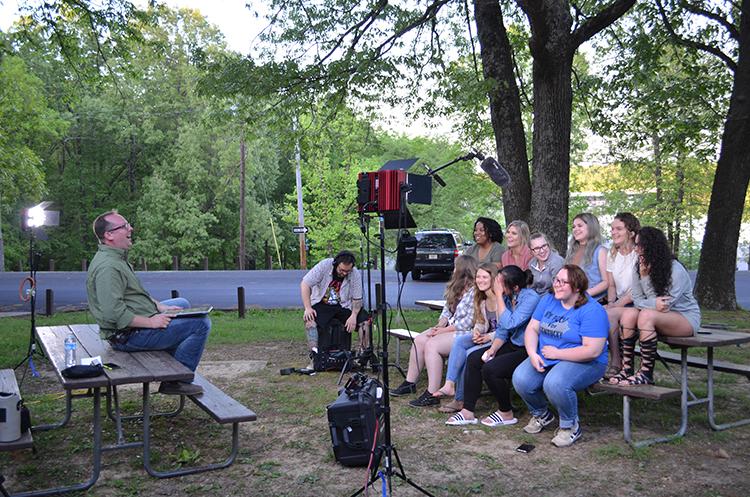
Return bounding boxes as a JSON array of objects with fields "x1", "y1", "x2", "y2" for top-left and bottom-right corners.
[
  {"x1": 326, "y1": 375, "x2": 384, "y2": 467},
  {"x1": 313, "y1": 319, "x2": 353, "y2": 372}
]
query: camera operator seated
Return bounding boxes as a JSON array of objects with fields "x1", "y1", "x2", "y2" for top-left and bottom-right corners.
[{"x1": 301, "y1": 250, "x2": 369, "y2": 368}]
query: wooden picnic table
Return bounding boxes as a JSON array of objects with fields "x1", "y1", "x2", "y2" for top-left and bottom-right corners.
[
  {"x1": 594, "y1": 327, "x2": 750, "y2": 447},
  {"x1": 8, "y1": 324, "x2": 255, "y2": 496},
  {"x1": 414, "y1": 299, "x2": 445, "y2": 311}
]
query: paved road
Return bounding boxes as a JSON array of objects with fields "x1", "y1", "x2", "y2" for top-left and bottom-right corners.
[
  {"x1": 0, "y1": 269, "x2": 451, "y2": 312},
  {"x1": 2, "y1": 269, "x2": 749, "y2": 312}
]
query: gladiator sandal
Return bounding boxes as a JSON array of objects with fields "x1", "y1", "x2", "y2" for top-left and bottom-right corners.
[
  {"x1": 609, "y1": 327, "x2": 637, "y2": 385},
  {"x1": 627, "y1": 329, "x2": 657, "y2": 385}
]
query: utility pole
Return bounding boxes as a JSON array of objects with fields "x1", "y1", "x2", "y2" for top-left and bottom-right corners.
[
  {"x1": 239, "y1": 134, "x2": 246, "y2": 270},
  {"x1": 294, "y1": 120, "x2": 307, "y2": 269}
]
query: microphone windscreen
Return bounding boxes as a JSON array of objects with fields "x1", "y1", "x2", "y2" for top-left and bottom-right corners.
[
  {"x1": 433, "y1": 173, "x2": 447, "y2": 187},
  {"x1": 480, "y1": 157, "x2": 511, "y2": 187}
]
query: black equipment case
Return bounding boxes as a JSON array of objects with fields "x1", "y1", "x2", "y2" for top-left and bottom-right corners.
[
  {"x1": 326, "y1": 374, "x2": 384, "y2": 467},
  {"x1": 313, "y1": 319, "x2": 353, "y2": 372}
]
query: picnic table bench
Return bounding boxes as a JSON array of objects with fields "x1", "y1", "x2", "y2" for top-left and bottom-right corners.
[
  {"x1": 3, "y1": 324, "x2": 256, "y2": 496},
  {"x1": 591, "y1": 327, "x2": 750, "y2": 447}
]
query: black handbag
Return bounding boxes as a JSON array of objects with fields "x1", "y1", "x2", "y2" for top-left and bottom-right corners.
[{"x1": 61, "y1": 364, "x2": 105, "y2": 378}]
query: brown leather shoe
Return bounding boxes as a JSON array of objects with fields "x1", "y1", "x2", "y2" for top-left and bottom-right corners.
[
  {"x1": 438, "y1": 399, "x2": 463, "y2": 413},
  {"x1": 158, "y1": 381, "x2": 203, "y2": 396}
]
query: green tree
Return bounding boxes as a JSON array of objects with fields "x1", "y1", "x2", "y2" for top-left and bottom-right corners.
[{"x1": 0, "y1": 54, "x2": 67, "y2": 271}]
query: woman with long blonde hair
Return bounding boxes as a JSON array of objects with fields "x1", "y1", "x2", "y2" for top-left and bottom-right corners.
[
  {"x1": 391, "y1": 256, "x2": 478, "y2": 404},
  {"x1": 501, "y1": 220, "x2": 532, "y2": 270}
]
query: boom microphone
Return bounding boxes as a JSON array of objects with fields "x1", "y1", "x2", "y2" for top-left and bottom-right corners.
[
  {"x1": 422, "y1": 164, "x2": 447, "y2": 187},
  {"x1": 480, "y1": 157, "x2": 511, "y2": 187},
  {"x1": 473, "y1": 149, "x2": 485, "y2": 161}
]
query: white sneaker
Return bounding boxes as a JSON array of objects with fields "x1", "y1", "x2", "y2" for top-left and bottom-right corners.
[
  {"x1": 551, "y1": 424, "x2": 582, "y2": 447},
  {"x1": 523, "y1": 410, "x2": 555, "y2": 434}
]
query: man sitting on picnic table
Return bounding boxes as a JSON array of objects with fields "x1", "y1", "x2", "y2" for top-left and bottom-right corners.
[{"x1": 86, "y1": 210, "x2": 211, "y2": 396}]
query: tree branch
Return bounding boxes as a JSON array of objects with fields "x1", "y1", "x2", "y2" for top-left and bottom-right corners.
[
  {"x1": 572, "y1": 0, "x2": 636, "y2": 48},
  {"x1": 680, "y1": 0, "x2": 739, "y2": 40},
  {"x1": 655, "y1": 0, "x2": 737, "y2": 72}
]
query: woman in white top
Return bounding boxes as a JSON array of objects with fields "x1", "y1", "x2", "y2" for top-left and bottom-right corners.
[{"x1": 603, "y1": 213, "x2": 640, "y2": 378}]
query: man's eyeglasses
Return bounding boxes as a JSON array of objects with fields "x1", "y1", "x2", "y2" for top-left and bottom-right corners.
[
  {"x1": 107, "y1": 222, "x2": 132, "y2": 233},
  {"x1": 553, "y1": 278, "x2": 569, "y2": 286},
  {"x1": 530, "y1": 243, "x2": 549, "y2": 253}
]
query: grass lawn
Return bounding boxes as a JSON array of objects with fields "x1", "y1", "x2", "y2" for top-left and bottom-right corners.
[{"x1": 1, "y1": 308, "x2": 749, "y2": 496}]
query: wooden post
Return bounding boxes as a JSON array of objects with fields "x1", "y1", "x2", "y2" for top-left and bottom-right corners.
[
  {"x1": 48, "y1": 259, "x2": 55, "y2": 271},
  {"x1": 172, "y1": 255, "x2": 179, "y2": 271},
  {"x1": 141, "y1": 257, "x2": 148, "y2": 271},
  {"x1": 18, "y1": 259, "x2": 24, "y2": 272},
  {"x1": 45, "y1": 289, "x2": 54, "y2": 316},
  {"x1": 203, "y1": 257, "x2": 209, "y2": 270},
  {"x1": 237, "y1": 286, "x2": 246, "y2": 319},
  {"x1": 81, "y1": 259, "x2": 88, "y2": 271}
]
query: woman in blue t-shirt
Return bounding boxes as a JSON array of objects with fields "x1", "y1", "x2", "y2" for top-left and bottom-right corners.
[{"x1": 512, "y1": 264, "x2": 609, "y2": 447}]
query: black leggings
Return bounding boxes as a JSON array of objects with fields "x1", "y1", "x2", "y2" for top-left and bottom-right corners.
[{"x1": 463, "y1": 341, "x2": 528, "y2": 413}]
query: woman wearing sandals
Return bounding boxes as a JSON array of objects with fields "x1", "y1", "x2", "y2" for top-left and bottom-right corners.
[
  {"x1": 390, "y1": 255, "x2": 478, "y2": 406},
  {"x1": 463, "y1": 217, "x2": 505, "y2": 268},
  {"x1": 609, "y1": 227, "x2": 701, "y2": 386},
  {"x1": 501, "y1": 220, "x2": 533, "y2": 270},
  {"x1": 445, "y1": 265, "x2": 540, "y2": 426},
  {"x1": 512, "y1": 265, "x2": 609, "y2": 447},
  {"x1": 565, "y1": 213, "x2": 608, "y2": 301},
  {"x1": 603, "y1": 213, "x2": 640, "y2": 380},
  {"x1": 528, "y1": 232, "x2": 564, "y2": 295},
  {"x1": 429, "y1": 263, "x2": 500, "y2": 413}
]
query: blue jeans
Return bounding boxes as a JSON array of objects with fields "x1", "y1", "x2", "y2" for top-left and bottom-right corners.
[
  {"x1": 445, "y1": 333, "x2": 493, "y2": 401},
  {"x1": 512, "y1": 358, "x2": 606, "y2": 429},
  {"x1": 113, "y1": 298, "x2": 211, "y2": 372}
]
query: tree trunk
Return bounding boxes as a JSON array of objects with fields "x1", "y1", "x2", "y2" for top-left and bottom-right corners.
[
  {"x1": 473, "y1": 0, "x2": 531, "y2": 225},
  {"x1": 695, "y1": 1, "x2": 750, "y2": 310},
  {"x1": 523, "y1": 0, "x2": 575, "y2": 254}
]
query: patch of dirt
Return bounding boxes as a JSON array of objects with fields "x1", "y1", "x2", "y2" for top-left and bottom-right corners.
[{"x1": 3, "y1": 341, "x2": 750, "y2": 497}]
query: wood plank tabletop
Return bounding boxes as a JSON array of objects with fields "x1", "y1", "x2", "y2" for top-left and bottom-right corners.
[
  {"x1": 35, "y1": 325, "x2": 109, "y2": 389},
  {"x1": 661, "y1": 328, "x2": 750, "y2": 348}
]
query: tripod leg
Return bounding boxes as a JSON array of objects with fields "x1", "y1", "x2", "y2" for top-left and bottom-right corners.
[
  {"x1": 0, "y1": 474, "x2": 11, "y2": 497},
  {"x1": 389, "y1": 447, "x2": 437, "y2": 497}
]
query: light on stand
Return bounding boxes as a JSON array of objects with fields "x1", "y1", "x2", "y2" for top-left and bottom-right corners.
[{"x1": 15, "y1": 201, "x2": 60, "y2": 377}]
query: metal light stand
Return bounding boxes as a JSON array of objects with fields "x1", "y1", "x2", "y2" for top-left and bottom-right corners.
[
  {"x1": 348, "y1": 214, "x2": 434, "y2": 497},
  {"x1": 357, "y1": 210, "x2": 379, "y2": 373},
  {"x1": 14, "y1": 233, "x2": 43, "y2": 377}
]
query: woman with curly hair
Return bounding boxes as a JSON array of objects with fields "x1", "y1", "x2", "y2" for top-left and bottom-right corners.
[
  {"x1": 609, "y1": 227, "x2": 701, "y2": 386},
  {"x1": 390, "y1": 255, "x2": 478, "y2": 404},
  {"x1": 565, "y1": 213, "x2": 608, "y2": 301},
  {"x1": 463, "y1": 217, "x2": 505, "y2": 268}
]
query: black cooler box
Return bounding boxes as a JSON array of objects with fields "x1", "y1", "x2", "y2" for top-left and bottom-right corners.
[{"x1": 326, "y1": 374, "x2": 384, "y2": 467}]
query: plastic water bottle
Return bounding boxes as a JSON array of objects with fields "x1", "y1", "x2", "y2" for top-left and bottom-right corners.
[{"x1": 64, "y1": 333, "x2": 77, "y2": 367}]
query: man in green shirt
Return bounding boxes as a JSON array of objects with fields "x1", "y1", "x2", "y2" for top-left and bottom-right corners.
[{"x1": 86, "y1": 210, "x2": 211, "y2": 396}]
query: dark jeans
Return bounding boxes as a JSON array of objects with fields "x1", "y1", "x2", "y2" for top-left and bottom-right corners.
[{"x1": 463, "y1": 341, "x2": 528, "y2": 413}]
